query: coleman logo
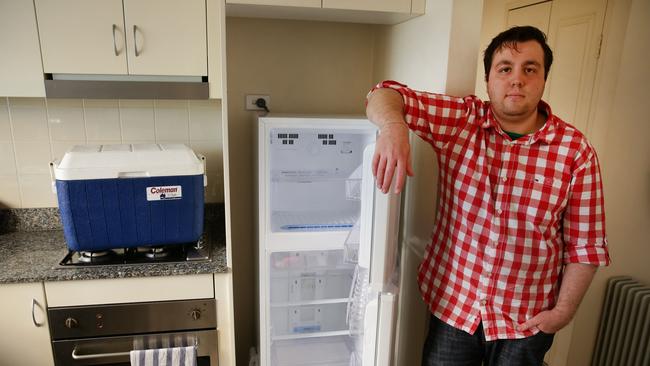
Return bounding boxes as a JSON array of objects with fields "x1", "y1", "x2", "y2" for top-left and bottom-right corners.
[{"x1": 146, "y1": 185, "x2": 182, "y2": 201}]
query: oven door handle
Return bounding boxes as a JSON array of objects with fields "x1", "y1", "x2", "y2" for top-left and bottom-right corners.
[
  {"x1": 71, "y1": 347, "x2": 130, "y2": 360},
  {"x1": 71, "y1": 340, "x2": 200, "y2": 360}
]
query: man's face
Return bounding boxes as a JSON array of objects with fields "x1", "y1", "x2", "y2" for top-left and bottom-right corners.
[{"x1": 486, "y1": 40, "x2": 546, "y2": 124}]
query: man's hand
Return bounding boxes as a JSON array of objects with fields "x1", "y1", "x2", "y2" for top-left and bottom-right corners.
[
  {"x1": 373, "y1": 123, "x2": 414, "y2": 194},
  {"x1": 366, "y1": 88, "x2": 414, "y2": 194},
  {"x1": 516, "y1": 307, "x2": 572, "y2": 334},
  {"x1": 517, "y1": 263, "x2": 597, "y2": 334}
]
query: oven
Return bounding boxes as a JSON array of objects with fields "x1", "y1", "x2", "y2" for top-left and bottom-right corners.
[{"x1": 49, "y1": 299, "x2": 218, "y2": 366}]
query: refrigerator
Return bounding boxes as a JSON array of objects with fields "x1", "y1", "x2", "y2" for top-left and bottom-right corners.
[{"x1": 257, "y1": 116, "x2": 402, "y2": 366}]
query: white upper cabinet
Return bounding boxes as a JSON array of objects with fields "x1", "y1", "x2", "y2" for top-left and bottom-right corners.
[
  {"x1": 35, "y1": 0, "x2": 208, "y2": 76},
  {"x1": 323, "y1": 0, "x2": 411, "y2": 13},
  {"x1": 35, "y1": 0, "x2": 129, "y2": 75},
  {"x1": 124, "y1": 0, "x2": 207, "y2": 76},
  {"x1": 0, "y1": 0, "x2": 45, "y2": 97},
  {"x1": 227, "y1": 0, "x2": 321, "y2": 7},
  {"x1": 225, "y1": 0, "x2": 424, "y2": 24}
]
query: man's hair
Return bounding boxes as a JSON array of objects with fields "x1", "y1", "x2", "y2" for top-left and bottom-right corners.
[{"x1": 483, "y1": 25, "x2": 553, "y2": 81}]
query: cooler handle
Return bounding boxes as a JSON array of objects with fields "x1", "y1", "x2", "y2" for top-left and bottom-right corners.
[
  {"x1": 49, "y1": 160, "x2": 58, "y2": 194},
  {"x1": 117, "y1": 171, "x2": 150, "y2": 178},
  {"x1": 196, "y1": 153, "x2": 207, "y2": 187}
]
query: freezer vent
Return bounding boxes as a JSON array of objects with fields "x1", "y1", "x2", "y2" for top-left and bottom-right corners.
[
  {"x1": 277, "y1": 132, "x2": 299, "y2": 145},
  {"x1": 591, "y1": 276, "x2": 650, "y2": 366},
  {"x1": 318, "y1": 133, "x2": 337, "y2": 146}
]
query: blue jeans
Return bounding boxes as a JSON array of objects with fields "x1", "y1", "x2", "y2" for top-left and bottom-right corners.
[{"x1": 421, "y1": 316, "x2": 554, "y2": 366}]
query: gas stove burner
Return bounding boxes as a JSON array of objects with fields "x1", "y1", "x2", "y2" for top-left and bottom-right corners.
[
  {"x1": 78, "y1": 250, "x2": 117, "y2": 264},
  {"x1": 58, "y1": 239, "x2": 212, "y2": 268},
  {"x1": 141, "y1": 246, "x2": 171, "y2": 259}
]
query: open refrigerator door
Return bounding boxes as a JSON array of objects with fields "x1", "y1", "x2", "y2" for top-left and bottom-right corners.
[{"x1": 345, "y1": 144, "x2": 401, "y2": 366}]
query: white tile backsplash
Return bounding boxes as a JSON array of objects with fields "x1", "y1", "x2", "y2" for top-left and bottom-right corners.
[
  {"x1": 2, "y1": 97, "x2": 224, "y2": 208},
  {"x1": 0, "y1": 141, "x2": 17, "y2": 175},
  {"x1": 47, "y1": 99, "x2": 87, "y2": 141},
  {"x1": 84, "y1": 99, "x2": 121, "y2": 141},
  {"x1": 120, "y1": 100, "x2": 155, "y2": 141},
  {"x1": 155, "y1": 100, "x2": 190, "y2": 141},
  {"x1": 0, "y1": 98, "x2": 11, "y2": 141},
  {"x1": 19, "y1": 174, "x2": 57, "y2": 208},
  {"x1": 189, "y1": 100, "x2": 222, "y2": 141},
  {"x1": 0, "y1": 175, "x2": 22, "y2": 208},
  {"x1": 8, "y1": 98, "x2": 49, "y2": 141},
  {"x1": 14, "y1": 141, "x2": 52, "y2": 175}
]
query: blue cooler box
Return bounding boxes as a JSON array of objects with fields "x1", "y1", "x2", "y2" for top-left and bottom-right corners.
[{"x1": 51, "y1": 144, "x2": 207, "y2": 252}]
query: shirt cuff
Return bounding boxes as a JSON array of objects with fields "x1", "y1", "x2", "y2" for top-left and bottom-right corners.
[{"x1": 563, "y1": 242, "x2": 611, "y2": 266}]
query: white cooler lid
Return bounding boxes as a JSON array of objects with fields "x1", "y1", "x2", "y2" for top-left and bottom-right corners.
[{"x1": 53, "y1": 144, "x2": 205, "y2": 181}]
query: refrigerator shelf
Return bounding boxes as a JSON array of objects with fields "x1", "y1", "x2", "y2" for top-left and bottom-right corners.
[
  {"x1": 270, "y1": 297, "x2": 350, "y2": 308},
  {"x1": 271, "y1": 211, "x2": 358, "y2": 232},
  {"x1": 271, "y1": 330, "x2": 350, "y2": 341}
]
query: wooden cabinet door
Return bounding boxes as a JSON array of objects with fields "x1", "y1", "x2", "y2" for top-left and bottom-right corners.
[
  {"x1": 0, "y1": 0, "x2": 45, "y2": 97},
  {"x1": 35, "y1": 0, "x2": 128, "y2": 74},
  {"x1": 322, "y1": 0, "x2": 411, "y2": 13},
  {"x1": 0, "y1": 283, "x2": 54, "y2": 366},
  {"x1": 124, "y1": 0, "x2": 207, "y2": 76}
]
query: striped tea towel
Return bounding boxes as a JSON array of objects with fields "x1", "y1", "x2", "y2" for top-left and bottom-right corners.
[{"x1": 130, "y1": 346, "x2": 197, "y2": 366}]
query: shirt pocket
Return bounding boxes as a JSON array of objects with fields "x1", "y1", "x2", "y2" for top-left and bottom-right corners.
[{"x1": 521, "y1": 173, "x2": 570, "y2": 226}]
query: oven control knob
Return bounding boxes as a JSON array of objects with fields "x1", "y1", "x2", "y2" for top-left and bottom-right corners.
[
  {"x1": 190, "y1": 309, "x2": 201, "y2": 320},
  {"x1": 64, "y1": 317, "x2": 78, "y2": 329}
]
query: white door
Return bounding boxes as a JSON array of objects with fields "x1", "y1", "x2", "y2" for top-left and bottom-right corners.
[
  {"x1": 355, "y1": 144, "x2": 401, "y2": 366},
  {"x1": 124, "y1": 0, "x2": 207, "y2": 76},
  {"x1": 35, "y1": 0, "x2": 128, "y2": 75},
  {"x1": 544, "y1": 0, "x2": 607, "y2": 135}
]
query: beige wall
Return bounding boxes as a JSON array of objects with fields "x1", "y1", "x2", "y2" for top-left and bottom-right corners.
[
  {"x1": 0, "y1": 98, "x2": 224, "y2": 208},
  {"x1": 225, "y1": 17, "x2": 375, "y2": 363},
  {"x1": 568, "y1": 0, "x2": 650, "y2": 364}
]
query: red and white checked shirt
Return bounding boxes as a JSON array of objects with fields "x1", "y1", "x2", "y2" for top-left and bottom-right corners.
[{"x1": 373, "y1": 80, "x2": 610, "y2": 340}]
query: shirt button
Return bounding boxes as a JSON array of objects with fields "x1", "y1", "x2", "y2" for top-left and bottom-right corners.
[
  {"x1": 480, "y1": 299, "x2": 487, "y2": 305},
  {"x1": 501, "y1": 176, "x2": 507, "y2": 183},
  {"x1": 496, "y1": 208, "x2": 503, "y2": 215}
]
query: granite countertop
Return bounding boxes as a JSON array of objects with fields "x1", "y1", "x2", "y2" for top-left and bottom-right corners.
[{"x1": 0, "y1": 205, "x2": 228, "y2": 284}]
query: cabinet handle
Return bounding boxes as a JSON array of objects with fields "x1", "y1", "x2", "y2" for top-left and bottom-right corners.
[
  {"x1": 112, "y1": 24, "x2": 120, "y2": 56},
  {"x1": 133, "y1": 25, "x2": 140, "y2": 57},
  {"x1": 31, "y1": 298, "x2": 43, "y2": 327}
]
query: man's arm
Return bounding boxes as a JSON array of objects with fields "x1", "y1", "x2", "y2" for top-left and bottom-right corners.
[
  {"x1": 366, "y1": 88, "x2": 413, "y2": 194},
  {"x1": 517, "y1": 263, "x2": 597, "y2": 333}
]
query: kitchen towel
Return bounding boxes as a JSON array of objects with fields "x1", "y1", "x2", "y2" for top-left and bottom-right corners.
[{"x1": 130, "y1": 346, "x2": 197, "y2": 366}]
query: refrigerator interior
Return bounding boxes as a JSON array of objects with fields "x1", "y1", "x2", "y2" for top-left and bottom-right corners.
[
  {"x1": 269, "y1": 249, "x2": 363, "y2": 366},
  {"x1": 268, "y1": 128, "x2": 374, "y2": 233}
]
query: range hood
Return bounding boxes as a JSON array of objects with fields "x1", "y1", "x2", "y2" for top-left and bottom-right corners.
[{"x1": 44, "y1": 74, "x2": 209, "y2": 99}]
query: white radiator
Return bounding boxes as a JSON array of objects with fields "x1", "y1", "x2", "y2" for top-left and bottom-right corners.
[{"x1": 592, "y1": 276, "x2": 650, "y2": 366}]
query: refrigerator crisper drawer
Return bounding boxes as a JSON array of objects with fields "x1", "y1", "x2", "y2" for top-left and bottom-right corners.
[
  {"x1": 271, "y1": 336, "x2": 354, "y2": 366},
  {"x1": 271, "y1": 302, "x2": 349, "y2": 336}
]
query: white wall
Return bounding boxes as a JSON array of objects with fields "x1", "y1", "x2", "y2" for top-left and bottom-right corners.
[
  {"x1": 0, "y1": 98, "x2": 224, "y2": 208},
  {"x1": 225, "y1": 17, "x2": 375, "y2": 363}
]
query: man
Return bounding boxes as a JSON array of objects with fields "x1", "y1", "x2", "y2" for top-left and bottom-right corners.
[{"x1": 365, "y1": 26, "x2": 610, "y2": 365}]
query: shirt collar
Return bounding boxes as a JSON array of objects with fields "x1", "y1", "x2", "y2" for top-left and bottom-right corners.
[{"x1": 482, "y1": 100, "x2": 558, "y2": 145}]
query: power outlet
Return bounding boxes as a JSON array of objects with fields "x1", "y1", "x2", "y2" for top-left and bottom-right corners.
[{"x1": 245, "y1": 94, "x2": 270, "y2": 111}]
